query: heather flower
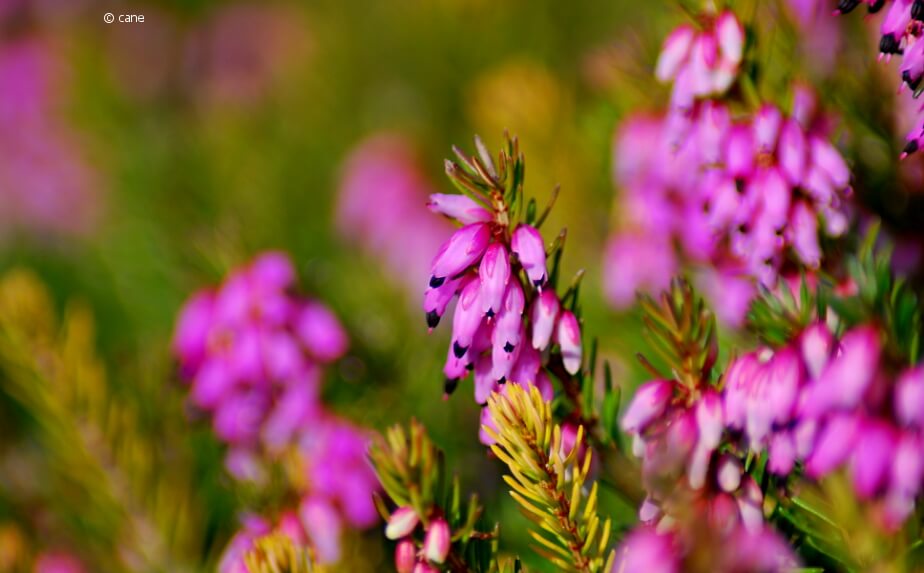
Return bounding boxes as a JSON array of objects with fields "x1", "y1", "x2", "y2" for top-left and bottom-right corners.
[
  {"x1": 424, "y1": 138, "x2": 584, "y2": 406},
  {"x1": 604, "y1": 92, "x2": 852, "y2": 318},
  {"x1": 0, "y1": 38, "x2": 99, "y2": 240},
  {"x1": 175, "y1": 252, "x2": 379, "y2": 563},
  {"x1": 395, "y1": 540, "x2": 416, "y2": 573},
  {"x1": 422, "y1": 519, "x2": 450, "y2": 564},
  {"x1": 34, "y1": 553, "x2": 86, "y2": 573},
  {"x1": 719, "y1": 318, "x2": 924, "y2": 528},
  {"x1": 613, "y1": 516, "x2": 800, "y2": 573},
  {"x1": 385, "y1": 507, "x2": 420, "y2": 540},
  {"x1": 655, "y1": 11, "x2": 745, "y2": 112}
]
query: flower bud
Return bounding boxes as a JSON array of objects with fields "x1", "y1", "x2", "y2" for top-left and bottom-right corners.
[
  {"x1": 423, "y1": 518, "x2": 450, "y2": 564},
  {"x1": 429, "y1": 223, "x2": 490, "y2": 287},
  {"x1": 479, "y1": 243, "x2": 511, "y2": 317},
  {"x1": 621, "y1": 379, "x2": 673, "y2": 434},
  {"x1": 556, "y1": 310, "x2": 582, "y2": 375},
  {"x1": 385, "y1": 507, "x2": 419, "y2": 540},
  {"x1": 510, "y1": 224, "x2": 547, "y2": 288},
  {"x1": 395, "y1": 539, "x2": 417, "y2": 573},
  {"x1": 427, "y1": 193, "x2": 492, "y2": 224},
  {"x1": 530, "y1": 289, "x2": 559, "y2": 350}
]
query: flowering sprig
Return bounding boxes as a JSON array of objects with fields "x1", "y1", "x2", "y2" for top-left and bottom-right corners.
[
  {"x1": 484, "y1": 385, "x2": 614, "y2": 573},
  {"x1": 425, "y1": 135, "x2": 591, "y2": 439},
  {"x1": 370, "y1": 420, "x2": 503, "y2": 573}
]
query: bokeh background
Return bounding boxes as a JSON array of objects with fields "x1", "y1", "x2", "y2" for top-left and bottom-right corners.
[{"x1": 1, "y1": 0, "x2": 921, "y2": 571}]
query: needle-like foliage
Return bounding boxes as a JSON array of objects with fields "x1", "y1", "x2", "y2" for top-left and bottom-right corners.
[{"x1": 484, "y1": 384, "x2": 614, "y2": 573}]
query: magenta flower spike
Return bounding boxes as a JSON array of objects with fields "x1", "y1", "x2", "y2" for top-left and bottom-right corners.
[
  {"x1": 530, "y1": 289, "x2": 560, "y2": 350},
  {"x1": 510, "y1": 224, "x2": 547, "y2": 288},
  {"x1": 621, "y1": 379, "x2": 673, "y2": 433},
  {"x1": 422, "y1": 518, "x2": 450, "y2": 564},
  {"x1": 427, "y1": 193, "x2": 492, "y2": 224},
  {"x1": 479, "y1": 243, "x2": 511, "y2": 317},
  {"x1": 556, "y1": 310, "x2": 582, "y2": 375},
  {"x1": 429, "y1": 223, "x2": 491, "y2": 287}
]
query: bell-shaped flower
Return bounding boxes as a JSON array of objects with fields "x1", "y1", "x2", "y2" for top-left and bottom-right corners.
[
  {"x1": 427, "y1": 193, "x2": 492, "y2": 224},
  {"x1": 530, "y1": 289, "x2": 560, "y2": 350},
  {"x1": 423, "y1": 275, "x2": 462, "y2": 329},
  {"x1": 429, "y1": 223, "x2": 490, "y2": 287},
  {"x1": 556, "y1": 310, "x2": 582, "y2": 375},
  {"x1": 479, "y1": 243, "x2": 510, "y2": 317},
  {"x1": 385, "y1": 507, "x2": 420, "y2": 540},
  {"x1": 510, "y1": 224, "x2": 547, "y2": 287},
  {"x1": 622, "y1": 379, "x2": 673, "y2": 434},
  {"x1": 449, "y1": 276, "x2": 484, "y2": 357},
  {"x1": 423, "y1": 519, "x2": 450, "y2": 564}
]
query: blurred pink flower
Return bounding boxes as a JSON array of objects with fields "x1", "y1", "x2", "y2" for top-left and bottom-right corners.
[
  {"x1": 0, "y1": 38, "x2": 99, "y2": 239},
  {"x1": 34, "y1": 552, "x2": 85, "y2": 573},
  {"x1": 337, "y1": 133, "x2": 453, "y2": 301}
]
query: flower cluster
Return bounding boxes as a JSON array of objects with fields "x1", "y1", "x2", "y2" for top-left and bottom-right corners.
[
  {"x1": 385, "y1": 510, "x2": 451, "y2": 573},
  {"x1": 424, "y1": 138, "x2": 583, "y2": 424},
  {"x1": 605, "y1": 81, "x2": 851, "y2": 324},
  {"x1": 0, "y1": 37, "x2": 99, "y2": 240},
  {"x1": 173, "y1": 252, "x2": 378, "y2": 565},
  {"x1": 725, "y1": 321, "x2": 924, "y2": 528},
  {"x1": 655, "y1": 10, "x2": 744, "y2": 114},
  {"x1": 337, "y1": 133, "x2": 452, "y2": 301},
  {"x1": 613, "y1": 520, "x2": 799, "y2": 573}
]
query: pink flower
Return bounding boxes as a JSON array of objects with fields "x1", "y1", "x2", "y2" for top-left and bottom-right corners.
[
  {"x1": 385, "y1": 507, "x2": 419, "y2": 540},
  {"x1": 479, "y1": 243, "x2": 511, "y2": 317},
  {"x1": 530, "y1": 289, "x2": 560, "y2": 350},
  {"x1": 422, "y1": 519, "x2": 451, "y2": 564},
  {"x1": 510, "y1": 224, "x2": 548, "y2": 288},
  {"x1": 556, "y1": 310, "x2": 582, "y2": 375},
  {"x1": 430, "y1": 223, "x2": 492, "y2": 287},
  {"x1": 621, "y1": 380, "x2": 673, "y2": 434},
  {"x1": 395, "y1": 539, "x2": 417, "y2": 573},
  {"x1": 613, "y1": 527, "x2": 679, "y2": 573},
  {"x1": 35, "y1": 553, "x2": 85, "y2": 573}
]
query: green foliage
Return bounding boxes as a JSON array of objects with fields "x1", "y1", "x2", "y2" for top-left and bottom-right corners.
[
  {"x1": 484, "y1": 385, "x2": 614, "y2": 573},
  {"x1": 0, "y1": 269, "x2": 207, "y2": 572},
  {"x1": 637, "y1": 278, "x2": 718, "y2": 393},
  {"x1": 747, "y1": 273, "x2": 817, "y2": 348}
]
